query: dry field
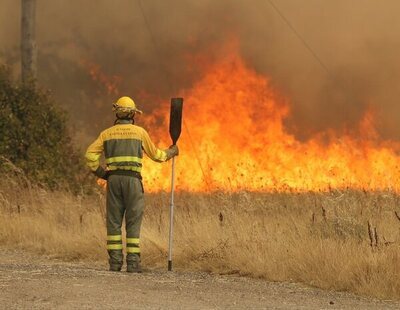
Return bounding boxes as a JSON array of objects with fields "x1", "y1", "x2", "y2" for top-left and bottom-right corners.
[{"x1": 1, "y1": 170, "x2": 400, "y2": 301}]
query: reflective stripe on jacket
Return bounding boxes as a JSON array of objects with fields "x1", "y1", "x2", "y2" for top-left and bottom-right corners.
[{"x1": 85, "y1": 120, "x2": 168, "y2": 173}]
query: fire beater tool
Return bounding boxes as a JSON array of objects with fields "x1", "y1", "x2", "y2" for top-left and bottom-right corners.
[{"x1": 168, "y1": 97, "x2": 183, "y2": 271}]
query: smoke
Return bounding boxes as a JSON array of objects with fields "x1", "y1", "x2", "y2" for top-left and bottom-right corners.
[{"x1": 1, "y1": 0, "x2": 400, "y2": 141}]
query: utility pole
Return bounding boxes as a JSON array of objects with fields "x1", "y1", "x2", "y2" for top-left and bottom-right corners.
[{"x1": 21, "y1": 0, "x2": 37, "y2": 84}]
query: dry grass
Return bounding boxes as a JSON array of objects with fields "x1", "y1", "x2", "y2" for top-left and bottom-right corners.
[{"x1": 1, "y1": 172, "x2": 400, "y2": 300}]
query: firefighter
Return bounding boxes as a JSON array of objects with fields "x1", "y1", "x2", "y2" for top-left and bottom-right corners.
[{"x1": 85, "y1": 96, "x2": 178, "y2": 273}]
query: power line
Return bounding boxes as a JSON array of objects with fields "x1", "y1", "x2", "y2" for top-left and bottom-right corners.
[
  {"x1": 266, "y1": 1, "x2": 358, "y2": 145},
  {"x1": 137, "y1": 0, "x2": 174, "y2": 93},
  {"x1": 136, "y1": 0, "x2": 210, "y2": 190},
  {"x1": 267, "y1": 0, "x2": 330, "y2": 74}
]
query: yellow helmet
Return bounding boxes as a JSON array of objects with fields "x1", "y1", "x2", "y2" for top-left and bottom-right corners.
[{"x1": 112, "y1": 96, "x2": 142, "y2": 114}]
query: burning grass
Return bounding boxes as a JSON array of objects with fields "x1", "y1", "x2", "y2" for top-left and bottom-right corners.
[{"x1": 1, "y1": 174, "x2": 400, "y2": 300}]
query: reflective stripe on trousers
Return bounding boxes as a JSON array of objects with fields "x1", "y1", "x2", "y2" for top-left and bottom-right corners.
[
  {"x1": 107, "y1": 234, "x2": 123, "y2": 250},
  {"x1": 106, "y1": 174, "x2": 144, "y2": 263}
]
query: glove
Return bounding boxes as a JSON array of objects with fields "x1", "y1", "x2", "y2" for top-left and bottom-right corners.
[
  {"x1": 96, "y1": 178, "x2": 107, "y2": 189},
  {"x1": 166, "y1": 145, "x2": 179, "y2": 159},
  {"x1": 93, "y1": 166, "x2": 109, "y2": 180}
]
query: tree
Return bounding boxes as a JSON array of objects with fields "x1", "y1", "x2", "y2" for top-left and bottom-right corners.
[
  {"x1": 21, "y1": 0, "x2": 37, "y2": 83},
  {"x1": 0, "y1": 66, "x2": 84, "y2": 189}
]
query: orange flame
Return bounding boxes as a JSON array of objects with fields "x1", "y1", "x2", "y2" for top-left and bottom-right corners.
[
  {"x1": 81, "y1": 59, "x2": 121, "y2": 95},
  {"x1": 138, "y1": 47, "x2": 400, "y2": 193}
]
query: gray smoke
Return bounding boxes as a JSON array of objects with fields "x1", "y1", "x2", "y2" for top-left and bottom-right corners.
[{"x1": 1, "y1": 0, "x2": 400, "y2": 142}]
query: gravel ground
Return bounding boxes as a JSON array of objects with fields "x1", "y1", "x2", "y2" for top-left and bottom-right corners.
[{"x1": 0, "y1": 250, "x2": 399, "y2": 309}]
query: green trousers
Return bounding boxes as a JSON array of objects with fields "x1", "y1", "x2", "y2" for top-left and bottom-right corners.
[{"x1": 106, "y1": 174, "x2": 144, "y2": 267}]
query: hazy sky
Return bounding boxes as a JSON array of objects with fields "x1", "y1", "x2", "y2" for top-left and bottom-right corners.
[{"x1": 1, "y1": 0, "x2": 400, "y2": 141}]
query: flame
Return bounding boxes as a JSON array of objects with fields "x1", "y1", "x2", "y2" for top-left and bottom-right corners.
[
  {"x1": 81, "y1": 59, "x2": 121, "y2": 95},
  {"x1": 137, "y1": 46, "x2": 400, "y2": 193},
  {"x1": 84, "y1": 43, "x2": 400, "y2": 193}
]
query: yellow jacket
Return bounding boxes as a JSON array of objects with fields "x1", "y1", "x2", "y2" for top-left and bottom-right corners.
[{"x1": 85, "y1": 120, "x2": 169, "y2": 177}]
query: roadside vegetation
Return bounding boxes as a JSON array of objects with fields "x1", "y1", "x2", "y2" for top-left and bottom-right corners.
[
  {"x1": 0, "y1": 66, "x2": 83, "y2": 189},
  {"x1": 1, "y1": 169, "x2": 400, "y2": 300}
]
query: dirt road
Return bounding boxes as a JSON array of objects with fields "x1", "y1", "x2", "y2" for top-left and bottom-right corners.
[{"x1": 0, "y1": 250, "x2": 399, "y2": 309}]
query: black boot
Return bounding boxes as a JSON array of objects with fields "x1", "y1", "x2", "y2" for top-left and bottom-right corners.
[
  {"x1": 126, "y1": 254, "x2": 142, "y2": 273},
  {"x1": 108, "y1": 251, "x2": 123, "y2": 272},
  {"x1": 127, "y1": 261, "x2": 141, "y2": 273},
  {"x1": 109, "y1": 263, "x2": 122, "y2": 272}
]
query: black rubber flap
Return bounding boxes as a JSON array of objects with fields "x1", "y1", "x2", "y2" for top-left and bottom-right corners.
[{"x1": 169, "y1": 98, "x2": 183, "y2": 145}]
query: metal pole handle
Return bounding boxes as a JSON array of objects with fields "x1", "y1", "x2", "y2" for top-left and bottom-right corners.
[{"x1": 168, "y1": 156, "x2": 175, "y2": 271}]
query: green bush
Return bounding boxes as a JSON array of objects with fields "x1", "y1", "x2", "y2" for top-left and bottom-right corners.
[{"x1": 0, "y1": 66, "x2": 84, "y2": 189}]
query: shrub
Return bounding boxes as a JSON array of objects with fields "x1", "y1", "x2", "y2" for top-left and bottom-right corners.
[{"x1": 0, "y1": 66, "x2": 83, "y2": 189}]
